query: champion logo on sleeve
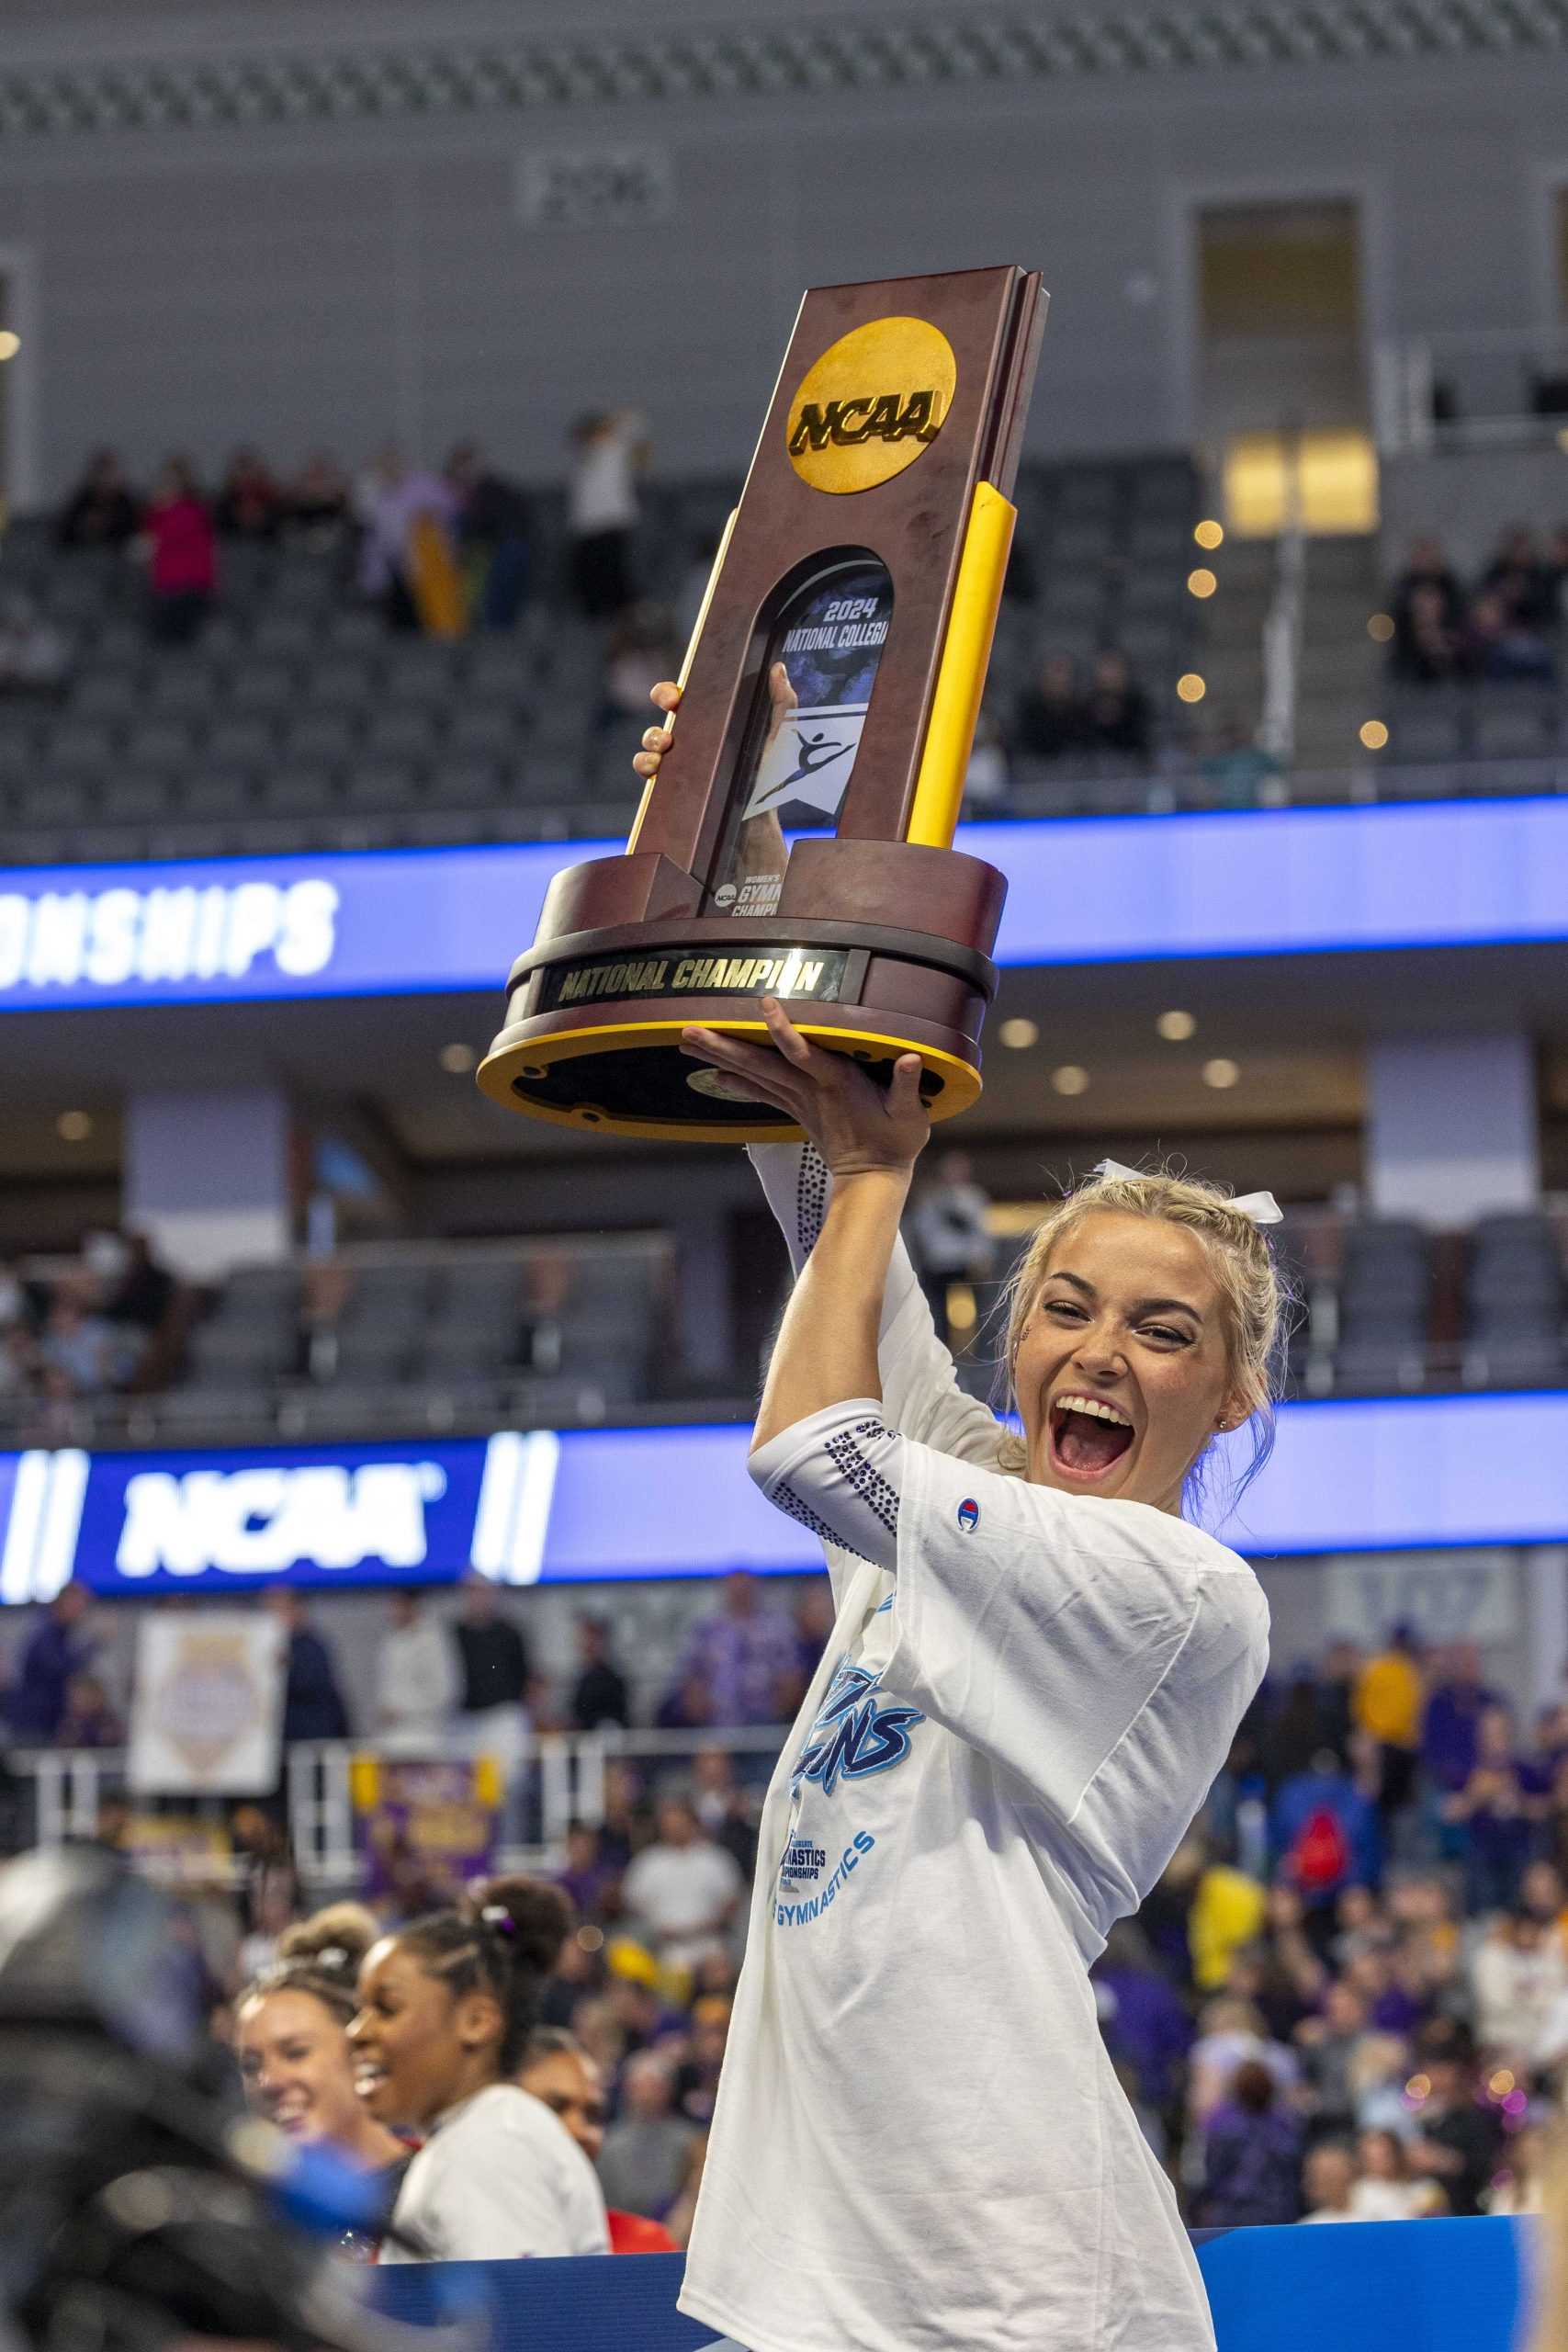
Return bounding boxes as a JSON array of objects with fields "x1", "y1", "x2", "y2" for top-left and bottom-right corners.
[{"x1": 956, "y1": 1497, "x2": 980, "y2": 1532}]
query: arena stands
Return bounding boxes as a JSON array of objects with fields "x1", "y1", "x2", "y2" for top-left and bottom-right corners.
[{"x1": 0, "y1": 1198, "x2": 1562, "y2": 1444}]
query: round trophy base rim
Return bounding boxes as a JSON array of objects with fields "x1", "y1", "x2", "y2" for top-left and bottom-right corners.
[{"x1": 477, "y1": 1012, "x2": 983, "y2": 1143}]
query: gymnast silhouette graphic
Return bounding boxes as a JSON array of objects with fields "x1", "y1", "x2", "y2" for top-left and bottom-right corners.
[{"x1": 750, "y1": 725, "x2": 852, "y2": 813}]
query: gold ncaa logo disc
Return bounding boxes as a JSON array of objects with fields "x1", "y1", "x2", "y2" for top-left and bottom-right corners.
[{"x1": 785, "y1": 315, "x2": 957, "y2": 494}]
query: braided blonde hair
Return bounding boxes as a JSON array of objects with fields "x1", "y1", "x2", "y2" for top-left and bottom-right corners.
[{"x1": 994, "y1": 1160, "x2": 1295, "y2": 1522}]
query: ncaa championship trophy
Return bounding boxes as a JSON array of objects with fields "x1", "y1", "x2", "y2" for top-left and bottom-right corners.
[{"x1": 478, "y1": 265, "x2": 1045, "y2": 1141}]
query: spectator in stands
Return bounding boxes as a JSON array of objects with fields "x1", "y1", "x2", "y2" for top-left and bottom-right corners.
[
  {"x1": 596, "y1": 2052, "x2": 697, "y2": 2222},
  {"x1": 1080, "y1": 648, "x2": 1153, "y2": 762},
  {"x1": 1271, "y1": 1746, "x2": 1382, "y2": 1905},
  {"x1": 621, "y1": 1794, "x2": 743, "y2": 1973},
  {"x1": 446, "y1": 441, "x2": 533, "y2": 629},
  {"x1": 283, "y1": 452, "x2": 353, "y2": 554},
  {"x1": 1392, "y1": 581, "x2": 1470, "y2": 684},
  {"x1": 6, "y1": 1583, "x2": 94, "y2": 1743},
  {"x1": 453, "y1": 1577, "x2": 533, "y2": 1770},
  {"x1": 1352, "y1": 2128, "x2": 1419, "y2": 2220},
  {"x1": 0, "y1": 589, "x2": 69, "y2": 699},
  {"x1": 1299, "y1": 2140, "x2": 1359, "y2": 2222},
  {"x1": 56, "y1": 448, "x2": 141, "y2": 550},
  {"x1": 1446, "y1": 1703, "x2": 1540, "y2": 1915},
  {"x1": 1200, "y1": 713, "x2": 1281, "y2": 808},
  {"x1": 556, "y1": 1821, "x2": 618, "y2": 1921},
  {"x1": 36, "y1": 1275, "x2": 115, "y2": 1397},
  {"x1": 1093, "y1": 1918, "x2": 1194, "y2": 2120},
  {"x1": 1465, "y1": 586, "x2": 1556, "y2": 682},
  {"x1": 1485, "y1": 2121, "x2": 1547, "y2": 2217},
  {"x1": 570, "y1": 1613, "x2": 631, "y2": 1732},
  {"x1": 143, "y1": 458, "x2": 217, "y2": 646},
  {"x1": 1480, "y1": 525, "x2": 1556, "y2": 632},
  {"x1": 92, "y1": 1227, "x2": 176, "y2": 1374},
  {"x1": 349, "y1": 1876, "x2": 609, "y2": 2260},
  {"x1": 1469, "y1": 1910, "x2": 1568, "y2": 2061},
  {"x1": 672, "y1": 1570, "x2": 799, "y2": 1727},
  {"x1": 690, "y1": 1745, "x2": 760, "y2": 1878},
  {"x1": 375, "y1": 1590, "x2": 460, "y2": 1753},
  {"x1": 214, "y1": 447, "x2": 282, "y2": 542},
  {"x1": 567, "y1": 410, "x2": 647, "y2": 621},
  {"x1": 671, "y1": 1993, "x2": 732, "y2": 2129},
  {"x1": 1294, "y1": 1978, "x2": 1371, "y2": 2132},
  {"x1": 1354, "y1": 1624, "x2": 1425, "y2": 1818},
  {"x1": 1197, "y1": 2057, "x2": 1303, "y2": 2227},
  {"x1": 1185, "y1": 1840, "x2": 1266, "y2": 1994},
  {"x1": 518, "y1": 2027, "x2": 609, "y2": 2164},
  {"x1": 1011, "y1": 650, "x2": 1084, "y2": 760},
  {"x1": 356, "y1": 446, "x2": 460, "y2": 634},
  {"x1": 237, "y1": 1905, "x2": 409, "y2": 2194},
  {"x1": 1388, "y1": 534, "x2": 1465, "y2": 664},
  {"x1": 1423, "y1": 1640, "x2": 1498, "y2": 1801},
  {"x1": 1405, "y1": 2024, "x2": 1499, "y2": 2215},
  {"x1": 1188, "y1": 1996, "x2": 1298, "y2": 2128},
  {"x1": 790, "y1": 1581, "x2": 835, "y2": 1708},
  {"x1": 56, "y1": 1671, "x2": 123, "y2": 1749},
  {"x1": 1520, "y1": 1859, "x2": 1568, "y2": 1952},
  {"x1": 269, "y1": 1589, "x2": 351, "y2": 1745},
  {"x1": 908, "y1": 1148, "x2": 996, "y2": 1346}
]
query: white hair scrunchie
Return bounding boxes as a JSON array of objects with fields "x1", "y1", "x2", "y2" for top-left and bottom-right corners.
[{"x1": 1091, "y1": 1157, "x2": 1282, "y2": 1227}]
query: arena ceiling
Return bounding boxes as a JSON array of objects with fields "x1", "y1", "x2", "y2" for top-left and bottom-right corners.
[{"x1": 0, "y1": 0, "x2": 1562, "y2": 142}]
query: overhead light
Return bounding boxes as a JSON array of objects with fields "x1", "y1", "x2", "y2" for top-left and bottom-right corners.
[
  {"x1": 1193, "y1": 518, "x2": 1224, "y2": 549},
  {"x1": 998, "y1": 1016, "x2": 1038, "y2": 1049},
  {"x1": 57, "y1": 1109, "x2": 93, "y2": 1141},
  {"x1": 1201, "y1": 1057, "x2": 1240, "y2": 1091},
  {"x1": 1051, "y1": 1064, "x2": 1089, "y2": 1096},
  {"x1": 1177, "y1": 673, "x2": 1206, "y2": 704},
  {"x1": 1359, "y1": 718, "x2": 1389, "y2": 751},
  {"x1": 0, "y1": 332, "x2": 20, "y2": 363},
  {"x1": 1187, "y1": 567, "x2": 1217, "y2": 599},
  {"x1": 438, "y1": 1042, "x2": 476, "y2": 1074},
  {"x1": 1367, "y1": 612, "x2": 1394, "y2": 643},
  {"x1": 1156, "y1": 1009, "x2": 1196, "y2": 1042}
]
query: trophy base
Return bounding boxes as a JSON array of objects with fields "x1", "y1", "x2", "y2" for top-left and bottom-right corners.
[
  {"x1": 478, "y1": 843, "x2": 1006, "y2": 1143},
  {"x1": 477, "y1": 1009, "x2": 981, "y2": 1144}
]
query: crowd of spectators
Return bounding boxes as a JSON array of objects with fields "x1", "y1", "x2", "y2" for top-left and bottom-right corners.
[
  {"x1": 0, "y1": 1227, "x2": 181, "y2": 1415},
  {"x1": 1100, "y1": 1627, "x2": 1568, "y2": 2227},
  {"x1": 1010, "y1": 646, "x2": 1155, "y2": 764},
  {"x1": 1387, "y1": 525, "x2": 1568, "y2": 685},
  {"x1": 0, "y1": 1569, "x2": 832, "y2": 1756},
  {"x1": 4, "y1": 1599, "x2": 1563, "y2": 2242},
  {"x1": 45, "y1": 415, "x2": 651, "y2": 647}
]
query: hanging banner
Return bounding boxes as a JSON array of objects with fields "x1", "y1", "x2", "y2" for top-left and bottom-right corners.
[
  {"x1": 128, "y1": 1609, "x2": 286, "y2": 1794},
  {"x1": 352, "y1": 1754, "x2": 502, "y2": 1899}
]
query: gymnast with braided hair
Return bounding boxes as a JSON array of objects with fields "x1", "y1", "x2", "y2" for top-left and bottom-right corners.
[
  {"x1": 347, "y1": 1876, "x2": 609, "y2": 2262},
  {"x1": 635, "y1": 675, "x2": 1281, "y2": 2351}
]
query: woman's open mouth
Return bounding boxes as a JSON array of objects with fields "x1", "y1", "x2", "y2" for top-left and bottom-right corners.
[
  {"x1": 1047, "y1": 1393, "x2": 1135, "y2": 1481},
  {"x1": 353, "y1": 2060, "x2": 389, "y2": 2106}
]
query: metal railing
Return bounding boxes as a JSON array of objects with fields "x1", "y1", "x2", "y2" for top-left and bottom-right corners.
[
  {"x1": 1373, "y1": 328, "x2": 1568, "y2": 457},
  {"x1": 15, "y1": 1724, "x2": 794, "y2": 1887}
]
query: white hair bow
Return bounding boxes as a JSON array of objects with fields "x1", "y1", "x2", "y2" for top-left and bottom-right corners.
[{"x1": 1091, "y1": 1158, "x2": 1283, "y2": 1227}]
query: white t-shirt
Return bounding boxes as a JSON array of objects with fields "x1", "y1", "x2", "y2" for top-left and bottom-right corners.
[
  {"x1": 376, "y1": 1618, "x2": 460, "y2": 1750},
  {"x1": 381, "y1": 2082, "x2": 609, "y2": 2263},
  {"x1": 623, "y1": 1838, "x2": 744, "y2": 1967},
  {"x1": 569, "y1": 413, "x2": 642, "y2": 535},
  {"x1": 678, "y1": 1145, "x2": 1269, "y2": 2352}
]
